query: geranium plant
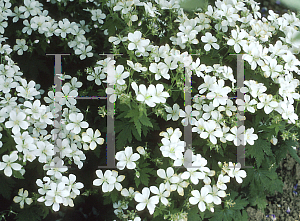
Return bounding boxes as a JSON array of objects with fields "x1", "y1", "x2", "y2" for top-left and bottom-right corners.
[{"x1": 0, "y1": 0, "x2": 300, "y2": 220}]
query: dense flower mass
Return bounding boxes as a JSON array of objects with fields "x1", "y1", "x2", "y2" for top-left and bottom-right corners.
[{"x1": 0, "y1": 0, "x2": 299, "y2": 220}]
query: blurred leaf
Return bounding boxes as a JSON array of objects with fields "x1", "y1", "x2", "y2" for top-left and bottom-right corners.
[
  {"x1": 291, "y1": 31, "x2": 300, "y2": 43},
  {"x1": 180, "y1": 0, "x2": 208, "y2": 11},
  {"x1": 280, "y1": 0, "x2": 300, "y2": 10}
]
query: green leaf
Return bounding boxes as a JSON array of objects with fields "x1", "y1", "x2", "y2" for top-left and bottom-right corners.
[
  {"x1": 187, "y1": 206, "x2": 201, "y2": 221},
  {"x1": 180, "y1": 0, "x2": 208, "y2": 11},
  {"x1": 13, "y1": 170, "x2": 25, "y2": 179},
  {"x1": 140, "y1": 168, "x2": 152, "y2": 186},
  {"x1": 246, "y1": 139, "x2": 265, "y2": 168},
  {"x1": 0, "y1": 175, "x2": 16, "y2": 200},
  {"x1": 15, "y1": 206, "x2": 42, "y2": 221},
  {"x1": 0, "y1": 133, "x2": 16, "y2": 155},
  {"x1": 133, "y1": 118, "x2": 142, "y2": 137},
  {"x1": 249, "y1": 195, "x2": 267, "y2": 210},
  {"x1": 134, "y1": 175, "x2": 141, "y2": 188},
  {"x1": 280, "y1": 0, "x2": 300, "y2": 10},
  {"x1": 139, "y1": 114, "x2": 153, "y2": 128},
  {"x1": 287, "y1": 143, "x2": 300, "y2": 164}
]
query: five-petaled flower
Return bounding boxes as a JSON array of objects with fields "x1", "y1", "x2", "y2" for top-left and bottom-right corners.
[
  {"x1": 13, "y1": 188, "x2": 33, "y2": 209},
  {"x1": 134, "y1": 187, "x2": 159, "y2": 215},
  {"x1": 115, "y1": 146, "x2": 140, "y2": 170},
  {"x1": 0, "y1": 151, "x2": 22, "y2": 177}
]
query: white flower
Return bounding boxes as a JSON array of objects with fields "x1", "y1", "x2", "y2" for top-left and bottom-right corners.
[
  {"x1": 13, "y1": 39, "x2": 28, "y2": 55},
  {"x1": 225, "y1": 126, "x2": 245, "y2": 146},
  {"x1": 179, "y1": 105, "x2": 198, "y2": 126},
  {"x1": 150, "y1": 183, "x2": 170, "y2": 206},
  {"x1": 243, "y1": 128, "x2": 258, "y2": 145},
  {"x1": 134, "y1": 187, "x2": 159, "y2": 215},
  {"x1": 55, "y1": 84, "x2": 78, "y2": 108},
  {"x1": 228, "y1": 162, "x2": 247, "y2": 183},
  {"x1": 152, "y1": 84, "x2": 170, "y2": 104},
  {"x1": 281, "y1": 102, "x2": 298, "y2": 124},
  {"x1": 5, "y1": 110, "x2": 29, "y2": 135},
  {"x1": 36, "y1": 177, "x2": 51, "y2": 195},
  {"x1": 206, "y1": 79, "x2": 232, "y2": 107},
  {"x1": 201, "y1": 33, "x2": 219, "y2": 51},
  {"x1": 111, "y1": 170, "x2": 125, "y2": 191},
  {"x1": 132, "y1": 83, "x2": 157, "y2": 107},
  {"x1": 181, "y1": 168, "x2": 205, "y2": 185},
  {"x1": 206, "y1": 185, "x2": 226, "y2": 205},
  {"x1": 93, "y1": 170, "x2": 116, "y2": 192},
  {"x1": 82, "y1": 128, "x2": 104, "y2": 150},
  {"x1": 157, "y1": 56, "x2": 177, "y2": 79},
  {"x1": 257, "y1": 94, "x2": 278, "y2": 114},
  {"x1": 16, "y1": 79, "x2": 40, "y2": 100},
  {"x1": 216, "y1": 174, "x2": 230, "y2": 190},
  {"x1": 157, "y1": 167, "x2": 180, "y2": 191},
  {"x1": 13, "y1": 188, "x2": 33, "y2": 209},
  {"x1": 121, "y1": 187, "x2": 136, "y2": 198},
  {"x1": 227, "y1": 28, "x2": 247, "y2": 53},
  {"x1": 200, "y1": 120, "x2": 223, "y2": 145},
  {"x1": 35, "y1": 141, "x2": 55, "y2": 163},
  {"x1": 236, "y1": 94, "x2": 257, "y2": 113},
  {"x1": 115, "y1": 146, "x2": 140, "y2": 170},
  {"x1": 75, "y1": 45, "x2": 93, "y2": 60},
  {"x1": 0, "y1": 151, "x2": 22, "y2": 177},
  {"x1": 45, "y1": 182, "x2": 70, "y2": 212},
  {"x1": 90, "y1": 9, "x2": 106, "y2": 24},
  {"x1": 128, "y1": 31, "x2": 150, "y2": 52},
  {"x1": 165, "y1": 103, "x2": 180, "y2": 121},
  {"x1": 189, "y1": 187, "x2": 213, "y2": 212},
  {"x1": 66, "y1": 113, "x2": 89, "y2": 134}
]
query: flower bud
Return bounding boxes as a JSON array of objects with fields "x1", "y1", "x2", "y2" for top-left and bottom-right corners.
[
  {"x1": 135, "y1": 171, "x2": 140, "y2": 178},
  {"x1": 136, "y1": 146, "x2": 146, "y2": 155},
  {"x1": 270, "y1": 135, "x2": 278, "y2": 145},
  {"x1": 218, "y1": 161, "x2": 223, "y2": 168}
]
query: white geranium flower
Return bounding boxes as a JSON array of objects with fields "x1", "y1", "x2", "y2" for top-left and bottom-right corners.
[
  {"x1": 200, "y1": 120, "x2": 223, "y2": 145},
  {"x1": 157, "y1": 167, "x2": 180, "y2": 191},
  {"x1": 201, "y1": 33, "x2": 219, "y2": 51},
  {"x1": 165, "y1": 103, "x2": 180, "y2": 121},
  {"x1": 227, "y1": 28, "x2": 247, "y2": 53},
  {"x1": 179, "y1": 105, "x2": 198, "y2": 126},
  {"x1": 45, "y1": 182, "x2": 70, "y2": 212},
  {"x1": 205, "y1": 185, "x2": 226, "y2": 205},
  {"x1": 13, "y1": 188, "x2": 33, "y2": 209},
  {"x1": 189, "y1": 187, "x2": 213, "y2": 212},
  {"x1": 128, "y1": 31, "x2": 150, "y2": 52},
  {"x1": 257, "y1": 94, "x2": 278, "y2": 114},
  {"x1": 281, "y1": 102, "x2": 298, "y2": 124},
  {"x1": 134, "y1": 83, "x2": 157, "y2": 107},
  {"x1": 121, "y1": 187, "x2": 136, "y2": 198},
  {"x1": 93, "y1": 170, "x2": 116, "y2": 192},
  {"x1": 115, "y1": 146, "x2": 140, "y2": 170},
  {"x1": 216, "y1": 174, "x2": 230, "y2": 190},
  {"x1": 150, "y1": 183, "x2": 170, "y2": 206},
  {"x1": 5, "y1": 110, "x2": 29, "y2": 135},
  {"x1": 236, "y1": 94, "x2": 257, "y2": 113},
  {"x1": 152, "y1": 84, "x2": 170, "y2": 104},
  {"x1": 0, "y1": 151, "x2": 22, "y2": 177},
  {"x1": 227, "y1": 162, "x2": 247, "y2": 183},
  {"x1": 243, "y1": 128, "x2": 258, "y2": 145},
  {"x1": 66, "y1": 113, "x2": 89, "y2": 134},
  {"x1": 134, "y1": 187, "x2": 159, "y2": 215},
  {"x1": 111, "y1": 170, "x2": 125, "y2": 191},
  {"x1": 55, "y1": 84, "x2": 78, "y2": 108},
  {"x1": 82, "y1": 128, "x2": 104, "y2": 150},
  {"x1": 13, "y1": 39, "x2": 28, "y2": 55}
]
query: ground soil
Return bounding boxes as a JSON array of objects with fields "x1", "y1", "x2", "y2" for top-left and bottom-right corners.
[{"x1": 247, "y1": 149, "x2": 300, "y2": 221}]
